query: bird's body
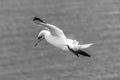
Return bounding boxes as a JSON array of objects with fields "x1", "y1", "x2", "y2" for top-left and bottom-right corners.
[
  {"x1": 33, "y1": 17, "x2": 93, "y2": 57},
  {"x1": 42, "y1": 30, "x2": 68, "y2": 50}
]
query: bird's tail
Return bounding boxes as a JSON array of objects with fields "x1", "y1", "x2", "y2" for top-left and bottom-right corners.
[
  {"x1": 33, "y1": 17, "x2": 46, "y2": 24},
  {"x1": 79, "y1": 43, "x2": 93, "y2": 49}
]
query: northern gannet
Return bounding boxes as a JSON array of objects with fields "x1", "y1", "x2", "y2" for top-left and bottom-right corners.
[{"x1": 33, "y1": 17, "x2": 93, "y2": 57}]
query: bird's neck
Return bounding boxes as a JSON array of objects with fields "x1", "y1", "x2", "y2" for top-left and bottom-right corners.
[{"x1": 42, "y1": 30, "x2": 51, "y2": 36}]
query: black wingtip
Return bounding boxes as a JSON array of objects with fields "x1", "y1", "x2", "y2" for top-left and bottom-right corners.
[
  {"x1": 67, "y1": 45, "x2": 91, "y2": 57},
  {"x1": 67, "y1": 45, "x2": 80, "y2": 57},
  {"x1": 77, "y1": 50, "x2": 91, "y2": 57},
  {"x1": 33, "y1": 17, "x2": 46, "y2": 24}
]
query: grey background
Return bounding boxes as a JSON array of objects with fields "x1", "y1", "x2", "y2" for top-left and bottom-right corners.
[{"x1": 0, "y1": 0, "x2": 120, "y2": 80}]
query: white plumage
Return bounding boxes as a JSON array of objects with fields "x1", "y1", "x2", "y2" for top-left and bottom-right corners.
[{"x1": 33, "y1": 17, "x2": 93, "y2": 57}]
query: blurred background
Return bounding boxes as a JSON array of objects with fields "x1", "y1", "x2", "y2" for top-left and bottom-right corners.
[{"x1": 0, "y1": 0, "x2": 120, "y2": 80}]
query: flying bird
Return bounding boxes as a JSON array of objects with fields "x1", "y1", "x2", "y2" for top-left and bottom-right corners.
[{"x1": 33, "y1": 17, "x2": 93, "y2": 57}]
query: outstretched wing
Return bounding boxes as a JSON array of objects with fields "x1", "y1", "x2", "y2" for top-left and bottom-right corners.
[{"x1": 33, "y1": 17, "x2": 65, "y2": 37}]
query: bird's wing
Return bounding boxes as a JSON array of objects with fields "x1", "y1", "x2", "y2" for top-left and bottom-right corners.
[
  {"x1": 67, "y1": 45, "x2": 90, "y2": 57},
  {"x1": 67, "y1": 45, "x2": 79, "y2": 57},
  {"x1": 33, "y1": 17, "x2": 65, "y2": 37},
  {"x1": 75, "y1": 49, "x2": 91, "y2": 57}
]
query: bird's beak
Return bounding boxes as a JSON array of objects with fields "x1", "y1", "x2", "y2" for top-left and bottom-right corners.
[
  {"x1": 34, "y1": 39, "x2": 41, "y2": 47},
  {"x1": 79, "y1": 43, "x2": 93, "y2": 49},
  {"x1": 34, "y1": 35, "x2": 44, "y2": 47}
]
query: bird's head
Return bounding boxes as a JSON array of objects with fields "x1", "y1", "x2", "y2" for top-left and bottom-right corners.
[{"x1": 34, "y1": 34, "x2": 45, "y2": 47}]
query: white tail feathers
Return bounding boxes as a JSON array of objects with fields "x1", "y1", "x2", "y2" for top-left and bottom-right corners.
[{"x1": 79, "y1": 43, "x2": 93, "y2": 49}]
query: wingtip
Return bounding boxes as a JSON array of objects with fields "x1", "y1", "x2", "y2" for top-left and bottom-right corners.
[
  {"x1": 77, "y1": 49, "x2": 91, "y2": 57},
  {"x1": 33, "y1": 17, "x2": 46, "y2": 24},
  {"x1": 86, "y1": 54, "x2": 91, "y2": 57}
]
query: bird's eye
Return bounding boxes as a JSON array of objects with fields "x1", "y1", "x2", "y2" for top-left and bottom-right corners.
[{"x1": 38, "y1": 35, "x2": 43, "y2": 39}]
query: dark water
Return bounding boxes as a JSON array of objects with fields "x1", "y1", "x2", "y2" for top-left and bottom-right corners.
[{"x1": 0, "y1": 0, "x2": 120, "y2": 80}]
